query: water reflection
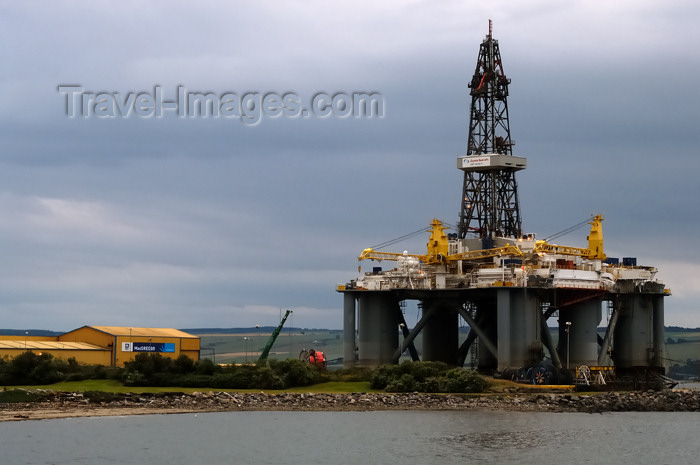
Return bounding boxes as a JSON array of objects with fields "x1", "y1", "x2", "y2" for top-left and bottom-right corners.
[
  {"x1": 447, "y1": 430, "x2": 550, "y2": 450},
  {"x1": 1, "y1": 411, "x2": 697, "y2": 465}
]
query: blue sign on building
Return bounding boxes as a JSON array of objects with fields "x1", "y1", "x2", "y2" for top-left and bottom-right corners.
[{"x1": 132, "y1": 342, "x2": 175, "y2": 353}]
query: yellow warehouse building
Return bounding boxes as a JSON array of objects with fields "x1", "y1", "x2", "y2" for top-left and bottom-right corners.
[{"x1": 0, "y1": 326, "x2": 200, "y2": 367}]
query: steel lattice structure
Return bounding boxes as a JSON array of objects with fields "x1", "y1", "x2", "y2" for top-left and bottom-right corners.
[{"x1": 458, "y1": 23, "x2": 523, "y2": 240}]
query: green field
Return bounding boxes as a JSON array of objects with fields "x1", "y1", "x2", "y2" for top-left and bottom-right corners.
[
  {"x1": 664, "y1": 331, "x2": 700, "y2": 366},
  {"x1": 198, "y1": 330, "x2": 345, "y2": 364}
]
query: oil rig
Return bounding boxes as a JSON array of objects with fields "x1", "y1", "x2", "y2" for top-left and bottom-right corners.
[{"x1": 337, "y1": 23, "x2": 670, "y2": 386}]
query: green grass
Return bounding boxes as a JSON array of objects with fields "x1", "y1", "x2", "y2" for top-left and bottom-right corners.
[
  {"x1": 3, "y1": 379, "x2": 203, "y2": 394},
  {"x1": 1, "y1": 379, "x2": 379, "y2": 395}
]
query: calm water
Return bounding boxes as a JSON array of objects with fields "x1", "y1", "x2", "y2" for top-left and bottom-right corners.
[{"x1": 1, "y1": 410, "x2": 698, "y2": 465}]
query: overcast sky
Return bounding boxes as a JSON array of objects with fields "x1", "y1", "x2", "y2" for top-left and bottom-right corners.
[{"x1": 1, "y1": 1, "x2": 699, "y2": 331}]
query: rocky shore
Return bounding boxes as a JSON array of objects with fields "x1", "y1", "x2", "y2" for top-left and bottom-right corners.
[{"x1": 2, "y1": 388, "x2": 699, "y2": 421}]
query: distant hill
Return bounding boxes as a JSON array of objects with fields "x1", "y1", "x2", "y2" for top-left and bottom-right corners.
[
  {"x1": 182, "y1": 327, "x2": 304, "y2": 335},
  {"x1": 665, "y1": 326, "x2": 700, "y2": 332},
  {"x1": 0, "y1": 329, "x2": 64, "y2": 337},
  {"x1": 182, "y1": 327, "x2": 344, "y2": 335},
  {"x1": 2, "y1": 326, "x2": 697, "y2": 337},
  {"x1": 0, "y1": 327, "x2": 337, "y2": 337}
]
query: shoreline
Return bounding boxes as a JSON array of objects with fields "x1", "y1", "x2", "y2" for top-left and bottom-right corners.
[{"x1": 2, "y1": 389, "x2": 700, "y2": 422}]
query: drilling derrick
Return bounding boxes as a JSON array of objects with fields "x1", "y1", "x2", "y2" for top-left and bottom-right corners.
[{"x1": 458, "y1": 21, "x2": 526, "y2": 240}]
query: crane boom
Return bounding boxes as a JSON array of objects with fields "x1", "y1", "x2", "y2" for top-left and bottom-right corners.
[
  {"x1": 358, "y1": 248, "x2": 425, "y2": 262},
  {"x1": 257, "y1": 309, "x2": 292, "y2": 364},
  {"x1": 531, "y1": 215, "x2": 606, "y2": 260},
  {"x1": 449, "y1": 244, "x2": 523, "y2": 261},
  {"x1": 532, "y1": 242, "x2": 592, "y2": 257}
]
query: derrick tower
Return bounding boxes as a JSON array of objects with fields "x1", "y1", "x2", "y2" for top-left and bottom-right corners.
[{"x1": 457, "y1": 21, "x2": 526, "y2": 240}]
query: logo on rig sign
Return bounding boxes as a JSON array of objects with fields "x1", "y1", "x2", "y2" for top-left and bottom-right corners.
[
  {"x1": 121, "y1": 342, "x2": 175, "y2": 353},
  {"x1": 461, "y1": 156, "x2": 491, "y2": 168}
]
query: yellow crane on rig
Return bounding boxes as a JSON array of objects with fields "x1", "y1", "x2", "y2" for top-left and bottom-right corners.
[
  {"x1": 358, "y1": 219, "x2": 522, "y2": 269},
  {"x1": 358, "y1": 215, "x2": 605, "y2": 271},
  {"x1": 532, "y1": 215, "x2": 606, "y2": 260}
]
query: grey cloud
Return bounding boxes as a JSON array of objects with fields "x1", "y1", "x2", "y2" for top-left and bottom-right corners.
[{"x1": 0, "y1": 1, "x2": 698, "y2": 329}]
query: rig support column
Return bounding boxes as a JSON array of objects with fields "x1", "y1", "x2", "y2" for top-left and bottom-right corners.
[
  {"x1": 652, "y1": 294, "x2": 666, "y2": 369},
  {"x1": 613, "y1": 293, "x2": 666, "y2": 373},
  {"x1": 357, "y1": 293, "x2": 399, "y2": 367},
  {"x1": 477, "y1": 302, "x2": 498, "y2": 371},
  {"x1": 421, "y1": 301, "x2": 458, "y2": 364},
  {"x1": 496, "y1": 288, "x2": 541, "y2": 370},
  {"x1": 558, "y1": 298, "x2": 602, "y2": 367},
  {"x1": 496, "y1": 290, "x2": 511, "y2": 369},
  {"x1": 343, "y1": 293, "x2": 357, "y2": 369}
]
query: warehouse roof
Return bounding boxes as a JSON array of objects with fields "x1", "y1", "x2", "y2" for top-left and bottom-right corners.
[
  {"x1": 0, "y1": 340, "x2": 109, "y2": 351},
  {"x1": 74, "y1": 326, "x2": 198, "y2": 338}
]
